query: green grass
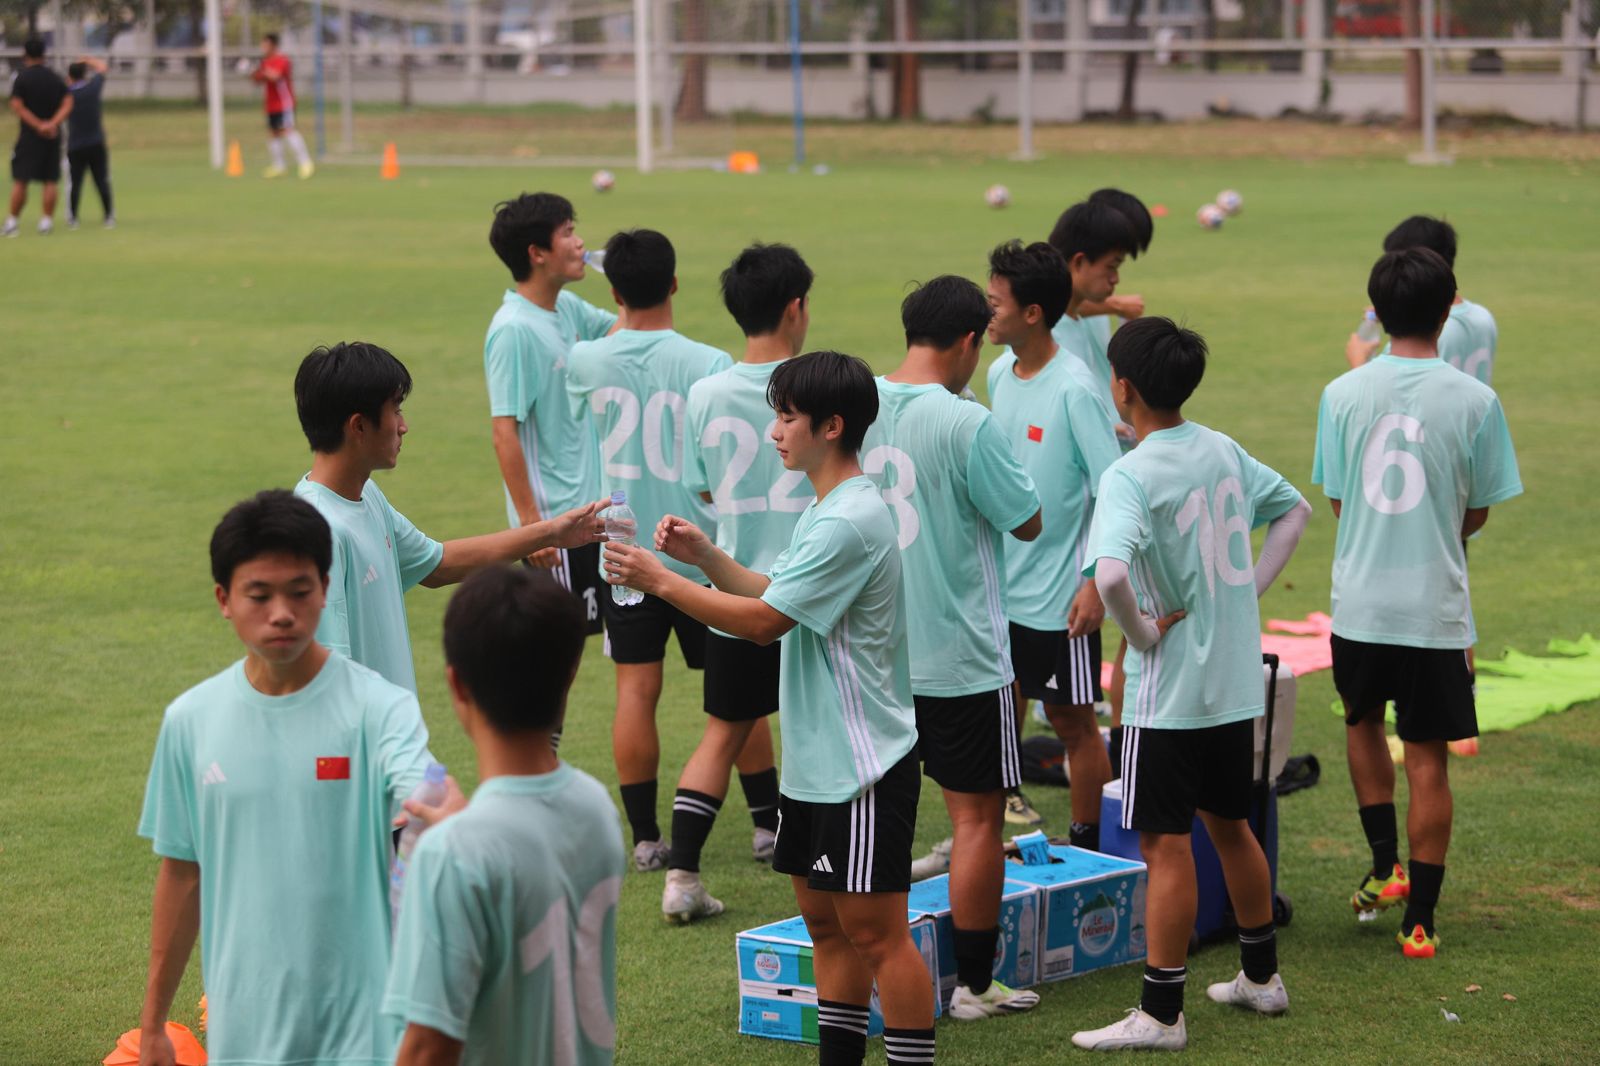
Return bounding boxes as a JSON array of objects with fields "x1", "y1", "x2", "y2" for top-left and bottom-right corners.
[{"x1": 1, "y1": 109, "x2": 1598, "y2": 1065}]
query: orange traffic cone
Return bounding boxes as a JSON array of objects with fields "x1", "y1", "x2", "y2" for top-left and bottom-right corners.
[
  {"x1": 380, "y1": 142, "x2": 400, "y2": 180},
  {"x1": 225, "y1": 140, "x2": 244, "y2": 178}
]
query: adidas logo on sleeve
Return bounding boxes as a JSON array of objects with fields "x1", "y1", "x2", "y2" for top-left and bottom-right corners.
[{"x1": 200, "y1": 761, "x2": 227, "y2": 786}]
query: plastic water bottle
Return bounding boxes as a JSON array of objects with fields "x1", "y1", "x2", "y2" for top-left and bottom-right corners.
[
  {"x1": 604, "y1": 491, "x2": 645, "y2": 607},
  {"x1": 1356, "y1": 309, "x2": 1383, "y2": 344},
  {"x1": 390, "y1": 761, "x2": 447, "y2": 929},
  {"x1": 583, "y1": 249, "x2": 606, "y2": 274}
]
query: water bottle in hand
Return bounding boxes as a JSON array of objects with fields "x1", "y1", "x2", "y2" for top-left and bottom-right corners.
[
  {"x1": 584, "y1": 249, "x2": 606, "y2": 274},
  {"x1": 390, "y1": 761, "x2": 447, "y2": 929},
  {"x1": 604, "y1": 491, "x2": 645, "y2": 607},
  {"x1": 1356, "y1": 309, "x2": 1382, "y2": 345}
]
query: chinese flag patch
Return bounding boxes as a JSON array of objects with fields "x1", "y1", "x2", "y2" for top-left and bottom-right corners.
[
  {"x1": 1027, "y1": 425, "x2": 1044, "y2": 442},
  {"x1": 316, "y1": 756, "x2": 351, "y2": 781}
]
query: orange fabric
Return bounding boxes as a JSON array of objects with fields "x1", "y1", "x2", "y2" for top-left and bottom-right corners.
[{"x1": 104, "y1": 1022, "x2": 207, "y2": 1065}]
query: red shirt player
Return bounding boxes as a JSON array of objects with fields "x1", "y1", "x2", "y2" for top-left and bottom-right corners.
[{"x1": 250, "y1": 33, "x2": 312, "y2": 179}]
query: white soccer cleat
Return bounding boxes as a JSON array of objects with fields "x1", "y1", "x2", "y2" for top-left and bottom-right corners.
[
  {"x1": 662, "y1": 870, "x2": 725, "y2": 925},
  {"x1": 910, "y1": 837, "x2": 953, "y2": 880},
  {"x1": 298, "y1": 160, "x2": 315, "y2": 180},
  {"x1": 632, "y1": 838, "x2": 670, "y2": 873},
  {"x1": 949, "y1": 980, "x2": 1040, "y2": 1020},
  {"x1": 1205, "y1": 971, "x2": 1289, "y2": 1015},
  {"x1": 3, "y1": 217, "x2": 19, "y2": 238},
  {"x1": 37, "y1": 217, "x2": 52, "y2": 234},
  {"x1": 1071, "y1": 1008, "x2": 1187, "y2": 1052},
  {"x1": 752, "y1": 827, "x2": 776, "y2": 864}
]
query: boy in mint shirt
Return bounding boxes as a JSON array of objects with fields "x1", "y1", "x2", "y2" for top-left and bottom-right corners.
[
  {"x1": 138, "y1": 490, "x2": 438, "y2": 1066},
  {"x1": 564, "y1": 228, "x2": 733, "y2": 870},
  {"x1": 1047, "y1": 199, "x2": 1142, "y2": 444},
  {"x1": 868, "y1": 275, "x2": 1043, "y2": 1022},
  {"x1": 484, "y1": 192, "x2": 618, "y2": 632},
  {"x1": 1316, "y1": 248, "x2": 1521, "y2": 960},
  {"x1": 1072, "y1": 318, "x2": 1310, "y2": 1053},
  {"x1": 604, "y1": 352, "x2": 936, "y2": 1066},
  {"x1": 385, "y1": 566, "x2": 626, "y2": 1066}
]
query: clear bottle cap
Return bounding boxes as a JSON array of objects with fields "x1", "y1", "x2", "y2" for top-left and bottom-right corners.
[
  {"x1": 424, "y1": 761, "x2": 447, "y2": 784},
  {"x1": 611, "y1": 490, "x2": 626, "y2": 506}
]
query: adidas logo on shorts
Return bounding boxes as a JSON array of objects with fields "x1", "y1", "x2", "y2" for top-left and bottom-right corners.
[{"x1": 812, "y1": 854, "x2": 834, "y2": 874}]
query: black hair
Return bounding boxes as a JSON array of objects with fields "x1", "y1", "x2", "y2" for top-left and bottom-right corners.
[
  {"x1": 1047, "y1": 200, "x2": 1141, "y2": 266},
  {"x1": 24, "y1": 38, "x2": 46, "y2": 59},
  {"x1": 68, "y1": 62, "x2": 87, "y2": 81},
  {"x1": 1382, "y1": 214, "x2": 1458, "y2": 269},
  {"x1": 988, "y1": 240, "x2": 1071, "y2": 329},
  {"x1": 602, "y1": 228, "x2": 675, "y2": 310},
  {"x1": 263, "y1": 32, "x2": 280, "y2": 47},
  {"x1": 1107, "y1": 316, "x2": 1207, "y2": 412},
  {"x1": 443, "y1": 566, "x2": 584, "y2": 736},
  {"x1": 1088, "y1": 187, "x2": 1154, "y2": 255},
  {"x1": 721, "y1": 243, "x2": 814, "y2": 337},
  {"x1": 294, "y1": 342, "x2": 413, "y2": 453},
  {"x1": 766, "y1": 350, "x2": 878, "y2": 454},
  {"x1": 489, "y1": 192, "x2": 576, "y2": 282},
  {"x1": 902, "y1": 275, "x2": 993, "y2": 348},
  {"x1": 1368, "y1": 248, "x2": 1456, "y2": 340},
  {"x1": 210, "y1": 489, "x2": 332, "y2": 589}
]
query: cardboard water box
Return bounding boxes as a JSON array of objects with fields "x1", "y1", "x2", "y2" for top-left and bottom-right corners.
[
  {"x1": 737, "y1": 913, "x2": 941, "y2": 1043},
  {"x1": 904, "y1": 875, "x2": 1039, "y2": 1003},
  {"x1": 1001, "y1": 845, "x2": 1147, "y2": 983}
]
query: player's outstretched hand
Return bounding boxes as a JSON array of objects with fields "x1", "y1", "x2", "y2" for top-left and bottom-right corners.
[
  {"x1": 1108, "y1": 293, "x2": 1146, "y2": 319},
  {"x1": 525, "y1": 547, "x2": 561, "y2": 569},
  {"x1": 654, "y1": 515, "x2": 712, "y2": 566},
  {"x1": 546, "y1": 499, "x2": 608, "y2": 550},
  {"x1": 396, "y1": 774, "x2": 468, "y2": 830},
  {"x1": 604, "y1": 540, "x2": 668, "y2": 595},
  {"x1": 1345, "y1": 332, "x2": 1382, "y2": 369},
  {"x1": 138, "y1": 1025, "x2": 177, "y2": 1066},
  {"x1": 1153, "y1": 609, "x2": 1186, "y2": 638}
]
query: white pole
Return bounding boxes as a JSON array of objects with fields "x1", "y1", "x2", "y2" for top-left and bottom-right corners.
[
  {"x1": 1066, "y1": 0, "x2": 1088, "y2": 122},
  {"x1": 634, "y1": 0, "x2": 654, "y2": 173},
  {"x1": 1017, "y1": 0, "x2": 1034, "y2": 159},
  {"x1": 205, "y1": 0, "x2": 225, "y2": 168},
  {"x1": 1420, "y1": 0, "x2": 1437, "y2": 158},
  {"x1": 1305, "y1": 0, "x2": 1326, "y2": 111},
  {"x1": 656, "y1": 0, "x2": 674, "y2": 155},
  {"x1": 465, "y1": 0, "x2": 484, "y2": 102},
  {"x1": 340, "y1": 0, "x2": 354, "y2": 150},
  {"x1": 135, "y1": 0, "x2": 155, "y2": 96}
]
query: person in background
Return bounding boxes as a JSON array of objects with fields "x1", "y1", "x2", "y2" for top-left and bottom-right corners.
[
  {"x1": 5, "y1": 37, "x2": 72, "y2": 238},
  {"x1": 65, "y1": 56, "x2": 113, "y2": 229}
]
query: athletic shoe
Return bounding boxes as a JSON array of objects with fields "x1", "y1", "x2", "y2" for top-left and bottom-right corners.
[
  {"x1": 910, "y1": 836, "x2": 953, "y2": 880},
  {"x1": 262, "y1": 165, "x2": 287, "y2": 179},
  {"x1": 1004, "y1": 788, "x2": 1045, "y2": 827},
  {"x1": 1205, "y1": 971, "x2": 1289, "y2": 1015},
  {"x1": 1398, "y1": 924, "x2": 1439, "y2": 958},
  {"x1": 662, "y1": 870, "x2": 725, "y2": 924},
  {"x1": 949, "y1": 980, "x2": 1041, "y2": 1020},
  {"x1": 1071, "y1": 1008, "x2": 1186, "y2": 1051},
  {"x1": 632, "y1": 838, "x2": 670, "y2": 873},
  {"x1": 1351, "y1": 863, "x2": 1410, "y2": 916},
  {"x1": 67, "y1": 216, "x2": 79, "y2": 230},
  {"x1": 298, "y1": 161, "x2": 315, "y2": 180},
  {"x1": 2, "y1": 217, "x2": 17, "y2": 238},
  {"x1": 103, "y1": 216, "x2": 116, "y2": 230},
  {"x1": 37, "y1": 217, "x2": 52, "y2": 234},
  {"x1": 752, "y1": 827, "x2": 776, "y2": 864}
]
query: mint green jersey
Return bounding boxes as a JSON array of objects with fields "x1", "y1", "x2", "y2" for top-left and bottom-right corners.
[
  {"x1": 383, "y1": 767, "x2": 626, "y2": 1066},
  {"x1": 484, "y1": 289, "x2": 618, "y2": 525},
  {"x1": 1438, "y1": 299, "x2": 1498, "y2": 386},
  {"x1": 761, "y1": 477, "x2": 918, "y2": 802},
  {"x1": 864, "y1": 379, "x2": 1040, "y2": 697},
  {"x1": 566, "y1": 329, "x2": 732, "y2": 579},
  {"x1": 1052, "y1": 313, "x2": 1118, "y2": 421},
  {"x1": 138, "y1": 653, "x2": 432, "y2": 1065},
  {"x1": 1313, "y1": 355, "x2": 1521, "y2": 648},
  {"x1": 987, "y1": 351, "x2": 1122, "y2": 632},
  {"x1": 294, "y1": 476, "x2": 443, "y2": 695},
  {"x1": 1085, "y1": 422, "x2": 1304, "y2": 730}
]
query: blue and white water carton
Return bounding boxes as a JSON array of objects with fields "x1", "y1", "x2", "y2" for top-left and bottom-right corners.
[
  {"x1": 1001, "y1": 845, "x2": 1147, "y2": 983},
  {"x1": 736, "y1": 913, "x2": 940, "y2": 1043},
  {"x1": 905, "y1": 875, "x2": 1039, "y2": 1003}
]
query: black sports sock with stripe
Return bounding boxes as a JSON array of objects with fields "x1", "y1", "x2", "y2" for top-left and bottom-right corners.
[
  {"x1": 883, "y1": 1026, "x2": 936, "y2": 1064},
  {"x1": 1141, "y1": 964, "x2": 1186, "y2": 1025},
  {"x1": 667, "y1": 789, "x2": 720, "y2": 872},
  {"x1": 817, "y1": 999, "x2": 868, "y2": 1066},
  {"x1": 1237, "y1": 921, "x2": 1278, "y2": 984},
  {"x1": 739, "y1": 768, "x2": 780, "y2": 832}
]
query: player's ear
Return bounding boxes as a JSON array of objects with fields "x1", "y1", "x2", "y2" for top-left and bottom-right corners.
[
  {"x1": 610, "y1": 287, "x2": 623, "y2": 308},
  {"x1": 822, "y1": 413, "x2": 844, "y2": 443},
  {"x1": 215, "y1": 583, "x2": 231, "y2": 618},
  {"x1": 670, "y1": 277, "x2": 679, "y2": 297},
  {"x1": 344, "y1": 411, "x2": 366, "y2": 448}
]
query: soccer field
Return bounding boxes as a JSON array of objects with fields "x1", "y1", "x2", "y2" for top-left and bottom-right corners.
[{"x1": 2, "y1": 108, "x2": 1598, "y2": 1065}]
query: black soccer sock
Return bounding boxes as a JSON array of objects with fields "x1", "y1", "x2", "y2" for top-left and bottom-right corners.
[
  {"x1": 1107, "y1": 726, "x2": 1124, "y2": 779},
  {"x1": 739, "y1": 768, "x2": 780, "y2": 832},
  {"x1": 952, "y1": 925, "x2": 998, "y2": 995},
  {"x1": 1237, "y1": 921, "x2": 1278, "y2": 984},
  {"x1": 1070, "y1": 821, "x2": 1101, "y2": 852},
  {"x1": 1358, "y1": 803, "x2": 1400, "y2": 875},
  {"x1": 1402, "y1": 860, "x2": 1446, "y2": 937},
  {"x1": 817, "y1": 999, "x2": 869, "y2": 1066},
  {"x1": 668, "y1": 789, "x2": 721, "y2": 872},
  {"x1": 618, "y1": 780, "x2": 660, "y2": 846},
  {"x1": 1140, "y1": 964, "x2": 1186, "y2": 1025},
  {"x1": 883, "y1": 1026, "x2": 936, "y2": 1065}
]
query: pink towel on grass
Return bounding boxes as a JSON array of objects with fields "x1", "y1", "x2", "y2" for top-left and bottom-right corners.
[{"x1": 1096, "y1": 613, "x2": 1334, "y2": 689}]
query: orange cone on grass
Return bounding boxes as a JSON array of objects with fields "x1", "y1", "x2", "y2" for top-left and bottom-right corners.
[
  {"x1": 103, "y1": 1022, "x2": 207, "y2": 1064},
  {"x1": 225, "y1": 141, "x2": 244, "y2": 178},
  {"x1": 380, "y1": 142, "x2": 400, "y2": 180}
]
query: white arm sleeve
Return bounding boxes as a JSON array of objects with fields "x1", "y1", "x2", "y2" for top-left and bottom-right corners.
[
  {"x1": 1254, "y1": 498, "x2": 1312, "y2": 598},
  {"x1": 1094, "y1": 559, "x2": 1162, "y2": 652}
]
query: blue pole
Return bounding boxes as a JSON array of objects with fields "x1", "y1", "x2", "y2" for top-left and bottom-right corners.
[
  {"x1": 313, "y1": 0, "x2": 327, "y2": 157},
  {"x1": 789, "y1": 0, "x2": 804, "y2": 166}
]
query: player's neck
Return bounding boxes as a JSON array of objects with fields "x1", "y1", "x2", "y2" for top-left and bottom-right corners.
[
  {"x1": 518, "y1": 274, "x2": 563, "y2": 313},
  {"x1": 886, "y1": 344, "x2": 953, "y2": 390},
  {"x1": 1388, "y1": 336, "x2": 1439, "y2": 360},
  {"x1": 474, "y1": 732, "x2": 561, "y2": 781},
  {"x1": 1452, "y1": 292, "x2": 1465, "y2": 306},
  {"x1": 243, "y1": 641, "x2": 329, "y2": 696},
  {"x1": 1130, "y1": 408, "x2": 1185, "y2": 441},
  {"x1": 621, "y1": 303, "x2": 673, "y2": 332},
  {"x1": 307, "y1": 450, "x2": 374, "y2": 502},
  {"x1": 742, "y1": 334, "x2": 795, "y2": 365},
  {"x1": 1065, "y1": 291, "x2": 1087, "y2": 319},
  {"x1": 807, "y1": 451, "x2": 864, "y2": 502},
  {"x1": 1010, "y1": 335, "x2": 1058, "y2": 378}
]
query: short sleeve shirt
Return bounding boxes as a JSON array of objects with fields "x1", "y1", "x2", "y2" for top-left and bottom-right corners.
[
  {"x1": 761, "y1": 477, "x2": 918, "y2": 802},
  {"x1": 383, "y1": 767, "x2": 626, "y2": 1066},
  {"x1": 1313, "y1": 355, "x2": 1521, "y2": 648},
  {"x1": 294, "y1": 476, "x2": 444, "y2": 694},
  {"x1": 67, "y1": 72, "x2": 105, "y2": 149},
  {"x1": 1437, "y1": 299, "x2": 1497, "y2": 386},
  {"x1": 1052, "y1": 314, "x2": 1119, "y2": 423},
  {"x1": 1085, "y1": 421, "x2": 1304, "y2": 730},
  {"x1": 138, "y1": 653, "x2": 431, "y2": 1065},
  {"x1": 10, "y1": 65, "x2": 67, "y2": 145},
  {"x1": 864, "y1": 379, "x2": 1039, "y2": 697},
  {"x1": 260, "y1": 53, "x2": 295, "y2": 113},
  {"x1": 986, "y1": 351, "x2": 1122, "y2": 632},
  {"x1": 565, "y1": 329, "x2": 732, "y2": 580}
]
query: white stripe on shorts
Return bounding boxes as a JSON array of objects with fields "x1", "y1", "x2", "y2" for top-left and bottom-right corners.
[
  {"x1": 1120, "y1": 725, "x2": 1140, "y2": 831},
  {"x1": 847, "y1": 786, "x2": 877, "y2": 892},
  {"x1": 999, "y1": 686, "x2": 1021, "y2": 789}
]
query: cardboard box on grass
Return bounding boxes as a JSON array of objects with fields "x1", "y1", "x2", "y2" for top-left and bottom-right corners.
[
  {"x1": 737, "y1": 913, "x2": 940, "y2": 1043},
  {"x1": 904, "y1": 875, "x2": 1039, "y2": 1004},
  {"x1": 1001, "y1": 845, "x2": 1147, "y2": 983}
]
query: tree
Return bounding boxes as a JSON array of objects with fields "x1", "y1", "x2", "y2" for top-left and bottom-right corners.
[
  {"x1": 1116, "y1": 0, "x2": 1142, "y2": 120},
  {"x1": 891, "y1": 0, "x2": 920, "y2": 119},
  {"x1": 676, "y1": 0, "x2": 708, "y2": 121}
]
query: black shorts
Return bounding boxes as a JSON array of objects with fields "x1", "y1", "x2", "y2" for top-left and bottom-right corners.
[
  {"x1": 11, "y1": 137, "x2": 60, "y2": 183},
  {"x1": 1332, "y1": 635, "x2": 1477, "y2": 743},
  {"x1": 772, "y1": 750, "x2": 920, "y2": 894},
  {"x1": 267, "y1": 109, "x2": 296, "y2": 132},
  {"x1": 1120, "y1": 719, "x2": 1254, "y2": 834},
  {"x1": 703, "y1": 632, "x2": 780, "y2": 721},
  {"x1": 914, "y1": 688, "x2": 1021, "y2": 794},
  {"x1": 602, "y1": 588, "x2": 707, "y2": 667},
  {"x1": 523, "y1": 543, "x2": 604, "y2": 636},
  {"x1": 1010, "y1": 623, "x2": 1103, "y2": 706}
]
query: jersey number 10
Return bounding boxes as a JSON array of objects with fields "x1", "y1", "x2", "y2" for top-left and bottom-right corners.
[{"x1": 517, "y1": 875, "x2": 622, "y2": 1064}]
